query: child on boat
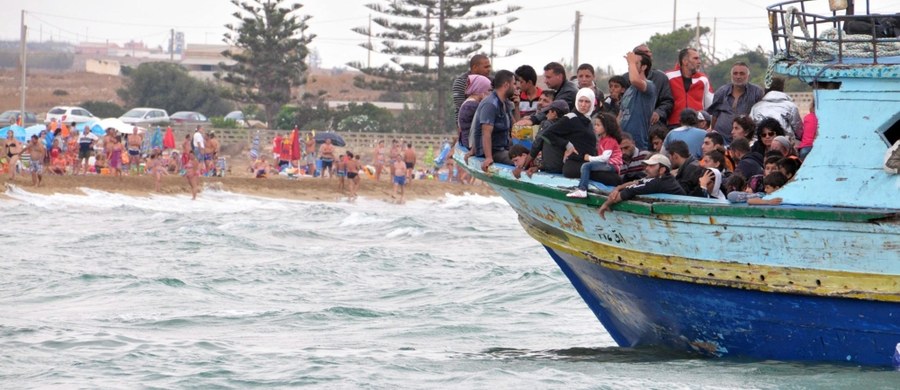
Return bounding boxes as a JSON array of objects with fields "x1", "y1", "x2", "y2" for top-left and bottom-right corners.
[
  {"x1": 727, "y1": 171, "x2": 787, "y2": 205},
  {"x1": 567, "y1": 113, "x2": 623, "y2": 198}
]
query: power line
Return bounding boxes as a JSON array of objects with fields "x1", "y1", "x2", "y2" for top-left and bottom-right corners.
[{"x1": 28, "y1": 10, "x2": 222, "y2": 29}]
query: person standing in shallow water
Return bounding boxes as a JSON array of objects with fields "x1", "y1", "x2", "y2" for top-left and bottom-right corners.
[
  {"x1": 345, "y1": 151, "x2": 360, "y2": 201},
  {"x1": 25, "y1": 135, "x2": 46, "y2": 187},
  {"x1": 184, "y1": 150, "x2": 201, "y2": 200},
  {"x1": 403, "y1": 143, "x2": 416, "y2": 181}
]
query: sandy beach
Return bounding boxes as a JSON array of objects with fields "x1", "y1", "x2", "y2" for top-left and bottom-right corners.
[{"x1": 2, "y1": 172, "x2": 495, "y2": 202}]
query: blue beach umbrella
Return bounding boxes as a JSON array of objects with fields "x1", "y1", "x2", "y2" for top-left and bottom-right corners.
[
  {"x1": 76, "y1": 121, "x2": 106, "y2": 136},
  {"x1": 24, "y1": 124, "x2": 45, "y2": 140},
  {"x1": 1, "y1": 125, "x2": 26, "y2": 142}
]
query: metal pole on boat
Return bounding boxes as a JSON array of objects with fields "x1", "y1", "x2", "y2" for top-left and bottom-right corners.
[{"x1": 19, "y1": 10, "x2": 27, "y2": 123}]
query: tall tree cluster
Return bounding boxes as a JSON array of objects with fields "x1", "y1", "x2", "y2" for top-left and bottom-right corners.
[
  {"x1": 351, "y1": 0, "x2": 520, "y2": 131},
  {"x1": 219, "y1": 0, "x2": 315, "y2": 127}
]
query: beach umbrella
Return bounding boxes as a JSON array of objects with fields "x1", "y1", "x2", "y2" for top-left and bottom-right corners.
[
  {"x1": 75, "y1": 121, "x2": 106, "y2": 136},
  {"x1": 249, "y1": 131, "x2": 260, "y2": 160},
  {"x1": 150, "y1": 127, "x2": 163, "y2": 150},
  {"x1": 314, "y1": 132, "x2": 346, "y2": 147},
  {"x1": 24, "y1": 124, "x2": 44, "y2": 140},
  {"x1": 290, "y1": 129, "x2": 301, "y2": 161},
  {"x1": 1, "y1": 125, "x2": 26, "y2": 142},
  {"x1": 97, "y1": 118, "x2": 143, "y2": 135},
  {"x1": 163, "y1": 127, "x2": 176, "y2": 149}
]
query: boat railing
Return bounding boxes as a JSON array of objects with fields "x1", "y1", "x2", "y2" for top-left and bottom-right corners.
[{"x1": 767, "y1": 0, "x2": 900, "y2": 63}]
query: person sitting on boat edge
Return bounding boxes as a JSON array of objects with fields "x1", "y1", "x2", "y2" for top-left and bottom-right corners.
[
  {"x1": 566, "y1": 113, "x2": 624, "y2": 198},
  {"x1": 666, "y1": 140, "x2": 704, "y2": 196},
  {"x1": 727, "y1": 171, "x2": 786, "y2": 206},
  {"x1": 509, "y1": 144, "x2": 538, "y2": 178},
  {"x1": 512, "y1": 99, "x2": 576, "y2": 178},
  {"x1": 597, "y1": 154, "x2": 685, "y2": 219},
  {"x1": 472, "y1": 70, "x2": 517, "y2": 172},
  {"x1": 511, "y1": 99, "x2": 568, "y2": 178},
  {"x1": 458, "y1": 74, "x2": 492, "y2": 150},
  {"x1": 528, "y1": 88, "x2": 598, "y2": 179}
]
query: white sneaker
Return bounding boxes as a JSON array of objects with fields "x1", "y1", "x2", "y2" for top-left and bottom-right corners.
[{"x1": 566, "y1": 189, "x2": 587, "y2": 198}]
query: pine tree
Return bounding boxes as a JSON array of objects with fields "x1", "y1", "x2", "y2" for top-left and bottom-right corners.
[
  {"x1": 218, "y1": 0, "x2": 315, "y2": 127},
  {"x1": 351, "y1": 0, "x2": 519, "y2": 132}
]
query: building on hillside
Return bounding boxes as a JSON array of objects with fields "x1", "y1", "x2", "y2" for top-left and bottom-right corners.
[
  {"x1": 75, "y1": 42, "x2": 119, "y2": 56},
  {"x1": 179, "y1": 44, "x2": 237, "y2": 82}
]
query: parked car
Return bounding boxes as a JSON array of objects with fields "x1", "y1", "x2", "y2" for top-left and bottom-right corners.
[
  {"x1": 169, "y1": 111, "x2": 209, "y2": 125},
  {"x1": 119, "y1": 108, "x2": 170, "y2": 126},
  {"x1": 224, "y1": 111, "x2": 247, "y2": 127},
  {"x1": 0, "y1": 110, "x2": 39, "y2": 127},
  {"x1": 44, "y1": 106, "x2": 99, "y2": 125}
]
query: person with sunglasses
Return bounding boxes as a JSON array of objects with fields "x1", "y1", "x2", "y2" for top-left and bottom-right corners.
[{"x1": 751, "y1": 117, "x2": 786, "y2": 156}]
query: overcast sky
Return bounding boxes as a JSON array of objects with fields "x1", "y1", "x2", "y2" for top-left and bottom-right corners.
[{"x1": 4, "y1": 0, "x2": 899, "y2": 74}]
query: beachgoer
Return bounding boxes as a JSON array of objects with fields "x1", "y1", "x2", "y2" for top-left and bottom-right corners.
[
  {"x1": 403, "y1": 143, "x2": 416, "y2": 180},
  {"x1": 319, "y1": 138, "x2": 336, "y2": 178},
  {"x1": 393, "y1": 158, "x2": 407, "y2": 204},
  {"x1": 184, "y1": 150, "x2": 201, "y2": 200},
  {"x1": 26, "y1": 135, "x2": 47, "y2": 186},
  {"x1": 108, "y1": 135, "x2": 124, "y2": 179},
  {"x1": 345, "y1": 151, "x2": 360, "y2": 201},
  {"x1": 127, "y1": 127, "x2": 143, "y2": 174},
  {"x1": 372, "y1": 140, "x2": 385, "y2": 181},
  {"x1": 5, "y1": 130, "x2": 23, "y2": 180},
  {"x1": 76, "y1": 126, "x2": 98, "y2": 175}
]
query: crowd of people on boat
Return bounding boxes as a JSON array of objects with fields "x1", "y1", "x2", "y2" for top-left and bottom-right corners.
[{"x1": 454, "y1": 46, "x2": 821, "y2": 211}]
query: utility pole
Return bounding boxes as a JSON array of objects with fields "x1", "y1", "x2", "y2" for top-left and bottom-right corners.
[
  {"x1": 673, "y1": 0, "x2": 677, "y2": 32},
  {"x1": 490, "y1": 22, "x2": 495, "y2": 59},
  {"x1": 712, "y1": 17, "x2": 717, "y2": 62},
  {"x1": 20, "y1": 10, "x2": 27, "y2": 121},
  {"x1": 367, "y1": 14, "x2": 372, "y2": 68},
  {"x1": 695, "y1": 13, "x2": 700, "y2": 52},
  {"x1": 573, "y1": 10, "x2": 581, "y2": 72},
  {"x1": 169, "y1": 29, "x2": 174, "y2": 62}
]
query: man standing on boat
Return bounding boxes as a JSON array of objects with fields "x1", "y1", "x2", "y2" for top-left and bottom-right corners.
[
  {"x1": 597, "y1": 154, "x2": 685, "y2": 219},
  {"x1": 665, "y1": 48, "x2": 714, "y2": 130},
  {"x1": 619, "y1": 51, "x2": 658, "y2": 151},
  {"x1": 708, "y1": 62, "x2": 764, "y2": 143},
  {"x1": 452, "y1": 54, "x2": 492, "y2": 120},
  {"x1": 514, "y1": 62, "x2": 579, "y2": 127}
]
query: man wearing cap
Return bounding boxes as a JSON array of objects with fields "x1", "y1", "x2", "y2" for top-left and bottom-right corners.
[{"x1": 597, "y1": 153, "x2": 685, "y2": 219}]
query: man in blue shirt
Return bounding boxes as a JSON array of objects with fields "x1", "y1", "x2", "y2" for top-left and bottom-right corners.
[
  {"x1": 474, "y1": 70, "x2": 516, "y2": 171},
  {"x1": 619, "y1": 51, "x2": 657, "y2": 151}
]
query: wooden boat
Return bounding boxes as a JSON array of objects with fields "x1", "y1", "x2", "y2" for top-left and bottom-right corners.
[{"x1": 455, "y1": 0, "x2": 900, "y2": 366}]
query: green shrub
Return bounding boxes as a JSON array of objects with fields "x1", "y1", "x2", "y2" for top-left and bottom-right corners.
[
  {"x1": 210, "y1": 117, "x2": 238, "y2": 129},
  {"x1": 80, "y1": 101, "x2": 125, "y2": 118}
]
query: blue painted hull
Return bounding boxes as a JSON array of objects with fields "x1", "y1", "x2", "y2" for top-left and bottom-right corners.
[{"x1": 546, "y1": 246, "x2": 900, "y2": 366}]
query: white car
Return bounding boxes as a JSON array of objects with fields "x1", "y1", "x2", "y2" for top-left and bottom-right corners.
[
  {"x1": 44, "y1": 106, "x2": 99, "y2": 125},
  {"x1": 119, "y1": 108, "x2": 170, "y2": 126}
]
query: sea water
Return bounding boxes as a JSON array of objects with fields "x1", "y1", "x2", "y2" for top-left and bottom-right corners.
[{"x1": 0, "y1": 187, "x2": 895, "y2": 389}]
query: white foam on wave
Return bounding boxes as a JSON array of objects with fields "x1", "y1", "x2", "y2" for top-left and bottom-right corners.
[
  {"x1": 2, "y1": 184, "x2": 313, "y2": 215},
  {"x1": 338, "y1": 211, "x2": 394, "y2": 227},
  {"x1": 385, "y1": 226, "x2": 426, "y2": 238}
]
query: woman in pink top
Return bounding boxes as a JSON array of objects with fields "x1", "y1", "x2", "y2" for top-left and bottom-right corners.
[
  {"x1": 798, "y1": 99, "x2": 817, "y2": 160},
  {"x1": 567, "y1": 113, "x2": 624, "y2": 198}
]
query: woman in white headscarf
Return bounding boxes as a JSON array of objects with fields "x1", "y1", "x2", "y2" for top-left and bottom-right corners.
[
  {"x1": 515, "y1": 88, "x2": 598, "y2": 179},
  {"x1": 697, "y1": 167, "x2": 727, "y2": 200}
]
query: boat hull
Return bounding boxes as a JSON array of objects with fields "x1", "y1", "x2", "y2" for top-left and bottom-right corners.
[{"x1": 544, "y1": 241, "x2": 900, "y2": 366}]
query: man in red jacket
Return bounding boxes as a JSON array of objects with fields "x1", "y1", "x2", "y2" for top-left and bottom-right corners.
[{"x1": 665, "y1": 48, "x2": 714, "y2": 129}]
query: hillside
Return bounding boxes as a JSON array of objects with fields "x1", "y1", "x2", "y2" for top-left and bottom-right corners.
[{"x1": 0, "y1": 68, "x2": 385, "y2": 119}]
